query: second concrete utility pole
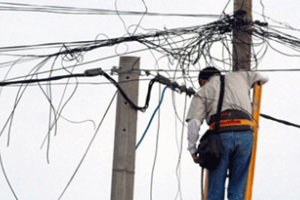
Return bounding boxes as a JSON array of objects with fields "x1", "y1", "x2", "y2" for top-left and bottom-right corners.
[{"x1": 111, "y1": 56, "x2": 140, "y2": 200}]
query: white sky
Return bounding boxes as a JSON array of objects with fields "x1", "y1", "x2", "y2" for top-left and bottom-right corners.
[{"x1": 0, "y1": 0, "x2": 300, "y2": 200}]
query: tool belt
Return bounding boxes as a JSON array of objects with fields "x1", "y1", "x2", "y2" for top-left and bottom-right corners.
[{"x1": 209, "y1": 109, "x2": 257, "y2": 132}]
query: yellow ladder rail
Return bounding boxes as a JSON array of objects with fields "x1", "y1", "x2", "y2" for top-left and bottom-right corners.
[{"x1": 244, "y1": 81, "x2": 263, "y2": 200}]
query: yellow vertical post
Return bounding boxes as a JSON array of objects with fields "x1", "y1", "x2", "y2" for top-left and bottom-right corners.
[
  {"x1": 244, "y1": 82, "x2": 263, "y2": 200},
  {"x1": 203, "y1": 169, "x2": 209, "y2": 200}
]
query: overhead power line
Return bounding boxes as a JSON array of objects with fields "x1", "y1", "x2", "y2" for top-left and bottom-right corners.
[
  {"x1": 0, "y1": 73, "x2": 85, "y2": 86},
  {"x1": 1, "y1": 65, "x2": 300, "y2": 130},
  {"x1": 136, "y1": 68, "x2": 300, "y2": 73},
  {"x1": 1, "y1": 11, "x2": 300, "y2": 76},
  {"x1": 260, "y1": 114, "x2": 300, "y2": 129},
  {"x1": 0, "y1": 2, "x2": 220, "y2": 18}
]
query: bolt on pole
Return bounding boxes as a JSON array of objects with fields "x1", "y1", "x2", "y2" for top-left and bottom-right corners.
[{"x1": 111, "y1": 56, "x2": 140, "y2": 200}]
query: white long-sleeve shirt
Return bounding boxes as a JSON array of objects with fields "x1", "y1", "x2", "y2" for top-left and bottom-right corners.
[{"x1": 186, "y1": 71, "x2": 269, "y2": 154}]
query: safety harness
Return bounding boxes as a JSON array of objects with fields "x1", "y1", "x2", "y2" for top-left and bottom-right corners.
[{"x1": 209, "y1": 109, "x2": 257, "y2": 132}]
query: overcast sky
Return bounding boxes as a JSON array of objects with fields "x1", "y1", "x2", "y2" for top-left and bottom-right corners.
[{"x1": 0, "y1": 0, "x2": 300, "y2": 200}]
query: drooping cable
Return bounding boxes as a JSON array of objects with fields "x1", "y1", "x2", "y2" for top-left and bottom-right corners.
[
  {"x1": 100, "y1": 70, "x2": 157, "y2": 112},
  {"x1": 0, "y1": 150, "x2": 18, "y2": 200}
]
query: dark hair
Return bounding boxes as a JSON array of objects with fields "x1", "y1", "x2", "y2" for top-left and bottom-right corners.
[{"x1": 198, "y1": 66, "x2": 221, "y2": 81}]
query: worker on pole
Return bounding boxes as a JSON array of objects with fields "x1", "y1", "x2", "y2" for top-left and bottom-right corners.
[{"x1": 186, "y1": 67, "x2": 268, "y2": 200}]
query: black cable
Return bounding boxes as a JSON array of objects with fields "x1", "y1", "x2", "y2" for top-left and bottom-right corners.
[
  {"x1": 0, "y1": 47, "x2": 152, "y2": 83},
  {"x1": 0, "y1": 66, "x2": 159, "y2": 113},
  {"x1": 0, "y1": 73, "x2": 85, "y2": 86},
  {"x1": 260, "y1": 113, "x2": 300, "y2": 129},
  {"x1": 0, "y1": 10, "x2": 298, "y2": 66},
  {"x1": 138, "y1": 68, "x2": 300, "y2": 73},
  {"x1": 95, "y1": 70, "x2": 300, "y2": 131},
  {"x1": 1, "y1": 11, "x2": 300, "y2": 77},
  {"x1": 0, "y1": 2, "x2": 220, "y2": 18},
  {"x1": 101, "y1": 71, "x2": 156, "y2": 112},
  {"x1": 0, "y1": 9, "x2": 299, "y2": 124},
  {"x1": 0, "y1": 65, "x2": 170, "y2": 113}
]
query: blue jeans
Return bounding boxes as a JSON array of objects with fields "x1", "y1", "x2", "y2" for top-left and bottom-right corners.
[{"x1": 207, "y1": 131, "x2": 253, "y2": 200}]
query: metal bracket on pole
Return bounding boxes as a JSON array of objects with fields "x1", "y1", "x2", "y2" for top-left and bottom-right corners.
[{"x1": 110, "y1": 66, "x2": 141, "y2": 76}]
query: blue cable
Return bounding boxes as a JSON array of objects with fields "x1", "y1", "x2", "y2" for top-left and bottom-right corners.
[{"x1": 135, "y1": 86, "x2": 169, "y2": 149}]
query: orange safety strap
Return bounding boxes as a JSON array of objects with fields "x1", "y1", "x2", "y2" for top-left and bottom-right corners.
[{"x1": 209, "y1": 119, "x2": 258, "y2": 130}]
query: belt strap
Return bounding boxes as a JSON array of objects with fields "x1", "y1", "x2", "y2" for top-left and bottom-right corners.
[{"x1": 209, "y1": 119, "x2": 257, "y2": 130}]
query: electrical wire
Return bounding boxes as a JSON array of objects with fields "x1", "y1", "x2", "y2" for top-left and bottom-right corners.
[
  {"x1": 174, "y1": 93, "x2": 188, "y2": 200},
  {"x1": 0, "y1": 2, "x2": 220, "y2": 18},
  {"x1": 0, "y1": 150, "x2": 18, "y2": 200},
  {"x1": 260, "y1": 113, "x2": 300, "y2": 129},
  {"x1": 135, "y1": 86, "x2": 168, "y2": 149},
  {"x1": 0, "y1": 65, "x2": 298, "y2": 136},
  {"x1": 1, "y1": 3, "x2": 300, "y2": 199},
  {"x1": 0, "y1": 73, "x2": 85, "y2": 86},
  {"x1": 150, "y1": 84, "x2": 162, "y2": 200},
  {"x1": 1, "y1": 11, "x2": 300, "y2": 86},
  {"x1": 0, "y1": 57, "x2": 52, "y2": 145},
  {"x1": 57, "y1": 90, "x2": 117, "y2": 200}
]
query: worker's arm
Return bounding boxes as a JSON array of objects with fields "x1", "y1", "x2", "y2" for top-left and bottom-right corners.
[{"x1": 187, "y1": 118, "x2": 201, "y2": 163}]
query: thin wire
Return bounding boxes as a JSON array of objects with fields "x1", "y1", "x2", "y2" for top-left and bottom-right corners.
[
  {"x1": 2, "y1": 58, "x2": 51, "y2": 145},
  {"x1": 172, "y1": 90, "x2": 187, "y2": 126},
  {"x1": 138, "y1": 68, "x2": 300, "y2": 72},
  {"x1": 0, "y1": 2, "x2": 220, "y2": 18},
  {"x1": 1, "y1": 13, "x2": 300, "y2": 85},
  {"x1": 174, "y1": 94, "x2": 188, "y2": 200},
  {"x1": 57, "y1": 90, "x2": 117, "y2": 200},
  {"x1": 135, "y1": 86, "x2": 168, "y2": 149},
  {"x1": 3, "y1": 65, "x2": 300, "y2": 88},
  {"x1": 150, "y1": 84, "x2": 161, "y2": 200},
  {"x1": 0, "y1": 150, "x2": 18, "y2": 199}
]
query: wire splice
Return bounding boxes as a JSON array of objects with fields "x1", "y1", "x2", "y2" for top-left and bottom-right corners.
[
  {"x1": 84, "y1": 68, "x2": 105, "y2": 76},
  {"x1": 154, "y1": 74, "x2": 195, "y2": 96}
]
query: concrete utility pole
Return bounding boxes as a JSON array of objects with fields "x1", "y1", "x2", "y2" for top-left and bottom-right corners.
[
  {"x1": 111, "y1": 56, "x2": 140, "y2": 200},
  {"x1": 233, "y1": 0, "x2": 252, "y2": 71}
]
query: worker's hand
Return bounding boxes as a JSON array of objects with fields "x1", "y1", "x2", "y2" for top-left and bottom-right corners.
[{"x1": 192, "y1": 152, "x2": 199, "y2": 164}]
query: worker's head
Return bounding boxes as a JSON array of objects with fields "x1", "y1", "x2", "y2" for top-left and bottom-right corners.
[{"x1": 198, "y1": 67, "x2": 220, "y2": 87}]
